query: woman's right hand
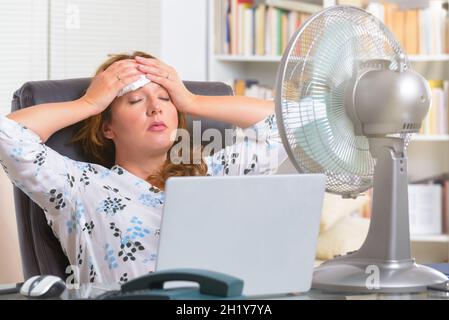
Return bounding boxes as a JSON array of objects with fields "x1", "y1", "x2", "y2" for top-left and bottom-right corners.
[{"x1": 80, "y1": 59, "x2": 144, "y2": 113}]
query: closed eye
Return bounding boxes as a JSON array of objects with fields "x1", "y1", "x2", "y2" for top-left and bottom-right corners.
[
  {"x1": 129, "y1": 99, "x2": 143, "y2": 105},
  {"x1": 129, "y1": 97, "x2": 170, "y2": 104}
]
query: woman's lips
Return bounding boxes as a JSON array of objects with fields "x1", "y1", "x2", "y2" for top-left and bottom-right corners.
[{"x1": 148, "y1": 122, "x2": 167, "y2": 132}]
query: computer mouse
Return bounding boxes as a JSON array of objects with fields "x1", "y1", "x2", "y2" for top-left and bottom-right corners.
[{"x1": 20, "y1": 275, "x2": 66, "y2": 299}]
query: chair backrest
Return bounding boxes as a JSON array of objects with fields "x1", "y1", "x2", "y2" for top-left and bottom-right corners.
[{"x1": 11, "y1": 78, "x2": 234, "y2": 280}]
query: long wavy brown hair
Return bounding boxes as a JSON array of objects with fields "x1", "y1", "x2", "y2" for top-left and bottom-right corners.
[{"x1": 71, "y1": 51, "x2": 208, "y2": 190}]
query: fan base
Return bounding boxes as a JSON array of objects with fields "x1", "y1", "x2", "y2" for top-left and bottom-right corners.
[{"x1": 312, "y1": 256, "x2": 447, "y2": 293}]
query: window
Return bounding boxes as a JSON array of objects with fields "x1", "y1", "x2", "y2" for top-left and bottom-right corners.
[
  {"x1": 0, "y1": 0, "x2": 161, "y2": 116},
  {"x1": 49, "y1": 0, "x2": 161, "y2": 79},
  {"x1": 0, "y1": 0, "x2": 48, "y2": 116}
]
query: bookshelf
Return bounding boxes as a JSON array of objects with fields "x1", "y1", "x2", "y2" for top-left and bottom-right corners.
[
  {"x1": 208, "y1": 1, "x2": 449, "y2": 143},
  {"x1": 409, "y1": 54, "x2": 449, "y2": 62},
  {"x1": 411, "y1": 234, "x2": 449, "y2": 263},
  {"x1": 216, "y1": 54, "x2": 449, "y2": 63},
  {"x1": 208, "y1": 0, "x2": 449, "y2": 262},
  {"x1": 412, "y1": 234, "x2": 449, "y2": 242},
  {"x1": 214, "y1": 54, "x2": 282, "y2": 62},
  {"x1": 209, "y1": 0, "x2": 449, "y2": 93},
  {"x1": 412, "y1": 134, "x2": 449, "y2": 142}
]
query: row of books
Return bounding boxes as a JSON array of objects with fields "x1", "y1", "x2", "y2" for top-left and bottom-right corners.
[
  {"x1": 409, "y1": 184, "x2": 445, "y2": 236},
  {"x1": 360, "y1": 180, "x2": 449, "y2": 236},
  {"x1": 233, "y1": 79, "x2": 275, "y2": 100},
  {"x1": 411, "y1": 174, "x2": 449, "y2": 236},
  {"x1": 214, "y1": 0, "x2": 311, "y2": 56},
  {"x1": 342, "y1": 0, "x2": 449, "y2": 56},
  {"x1": 216, "y1": 0, "x2": 449, "y2": 57},
  {"x1": 420, "y1": 80, "x2": 449, "y2": 135},
  {"x1": 232, "y1": 77, "x2": 449, "y2": 136}
]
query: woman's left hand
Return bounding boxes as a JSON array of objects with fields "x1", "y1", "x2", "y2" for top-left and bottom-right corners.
[{"x1": 135, "y1": 56, "x2": 197, "y2": 114}]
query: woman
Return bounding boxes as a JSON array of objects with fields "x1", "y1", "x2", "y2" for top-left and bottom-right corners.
[{"x1": 0, "y1": 51, "x2": 287, "y2": 284}]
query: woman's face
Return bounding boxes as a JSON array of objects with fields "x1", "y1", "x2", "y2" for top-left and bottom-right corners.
[{"x1": 103, "y1": 82, "x2": 179, "y2": 157}]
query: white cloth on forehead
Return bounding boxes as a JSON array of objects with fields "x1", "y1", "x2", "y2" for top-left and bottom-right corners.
[{"x1": 117, "y1": 75, "x2": 151, "y2": 97}]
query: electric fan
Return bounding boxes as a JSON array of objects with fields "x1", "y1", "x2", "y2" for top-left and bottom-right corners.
[{"x1": 275, "y1": 5, "x2": 448, "y2": 293}]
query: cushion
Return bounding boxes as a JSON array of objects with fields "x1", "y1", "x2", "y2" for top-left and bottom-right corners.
[
  {"x1": 320, "y1": 193, "x2": 370, "y2": 233},
  {"x1": 316, "y1": 215, "x2": 370, "y2": 261}
]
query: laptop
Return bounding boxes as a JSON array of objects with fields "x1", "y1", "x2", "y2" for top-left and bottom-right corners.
[{"x1": 156, "y1": 174, "x2": 326, "y2": 296}]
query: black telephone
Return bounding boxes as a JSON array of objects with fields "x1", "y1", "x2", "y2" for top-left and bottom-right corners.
[{"x1": 96, "y1": 269, "x2": 245, "y2": 300}]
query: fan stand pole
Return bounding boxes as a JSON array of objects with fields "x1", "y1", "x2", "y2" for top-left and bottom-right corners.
[{"x1": 312, "y1": 137, "x2": 447, "y2": 293}]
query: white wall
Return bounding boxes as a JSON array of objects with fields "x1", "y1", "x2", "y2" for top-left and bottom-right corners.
[{"x1": 160, "y1": 0, "x2": 208, "y2": 81}]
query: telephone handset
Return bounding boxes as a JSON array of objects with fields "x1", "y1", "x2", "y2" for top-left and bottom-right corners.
[{"x1": 97, "y1": 269, "x2": 245, "y2": 300}]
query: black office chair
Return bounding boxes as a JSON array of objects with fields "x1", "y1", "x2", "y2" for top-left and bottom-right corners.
[{"x1": 11, "y1": 78, "x2": 234, "y2": 280}]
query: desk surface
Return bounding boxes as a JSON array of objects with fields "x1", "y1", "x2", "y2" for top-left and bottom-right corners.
[{"x1": 2, "y1": 284, "x2": 449, "y2": 300}]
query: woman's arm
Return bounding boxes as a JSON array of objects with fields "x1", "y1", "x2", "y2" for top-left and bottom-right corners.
[
  {"x1": 135, "y1": 57, "x2": 275, "y2": 128},
  {"x1": 187, "y1": 95, "x2": 274, "y2": 129},
  {"x1": 8, "y1": 59, "x2": 142, "y2": 143},
  {"x1": 7, "y1": 99, "x2": 99, "y2": 143}
]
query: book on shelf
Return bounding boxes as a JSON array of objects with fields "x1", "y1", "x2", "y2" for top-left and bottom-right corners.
[
  {"x1": 340, "y1": 0, "x2": 449, "y2": 56},
  {"x1": 215, "y1": 0, "x2": 312, "y2": 56},
  {"x1": 361, "y1": 188, "x2": 373, "y2": 219},
  {"x1": 419, "y1": 79, "x2": 449, "y2": 136},
  {"x1": 413, "y1": 173, "x2": 449, "y2": 235},
  {"x1": 408, "y1": 184, "x2": 443, "y2": 236},
  {"x1": 233, "y1": 79, "x2": 274, "y2": 99},
  {"x1": 264, "y1": 0, "x2": 321, "y2": 14},
  {"x1": 361, "y1": 182, "x2": 447, "y2": 237},
  {"x1": 337, "y1": 0, "x2": 365, "y2": 7}
]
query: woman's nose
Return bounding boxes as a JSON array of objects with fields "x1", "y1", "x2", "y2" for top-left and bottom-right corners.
[{"x1": 146, "y1": 99, "x2": 162, "y2": 116}]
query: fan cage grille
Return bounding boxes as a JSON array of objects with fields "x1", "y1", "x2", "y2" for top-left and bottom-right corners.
[{"x1": 276, "y1": 6, "x2": 411, "y2": 196}]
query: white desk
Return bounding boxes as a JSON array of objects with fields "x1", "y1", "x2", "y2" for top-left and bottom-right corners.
[{"x1": 1, "y1": 283, "x2": 449, "y2": 300}]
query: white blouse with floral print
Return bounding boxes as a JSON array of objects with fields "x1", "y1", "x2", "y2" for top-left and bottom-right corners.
[{"x1": 0, "y1": 114, "x2": 287, "y2": 285}]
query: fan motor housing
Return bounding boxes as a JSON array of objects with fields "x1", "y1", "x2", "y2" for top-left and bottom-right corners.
[{"x1": 346, "y1": 68, "x2": 431, "y2": 136}]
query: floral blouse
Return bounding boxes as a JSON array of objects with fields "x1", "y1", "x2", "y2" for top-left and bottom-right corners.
[{"x1": 0, "y1": 114, "x2": 287, "y2": 285}]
